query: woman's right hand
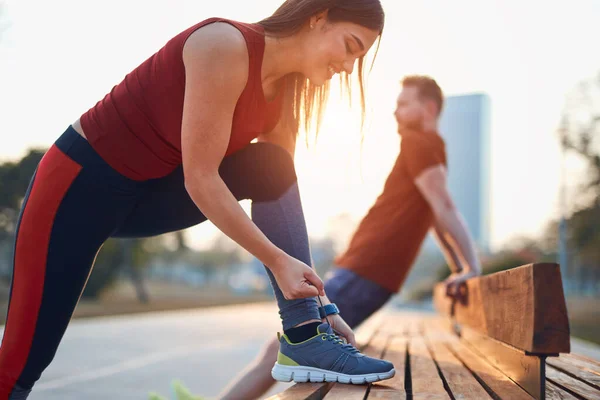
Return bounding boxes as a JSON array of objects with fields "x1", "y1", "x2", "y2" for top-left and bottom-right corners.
[{"x1": 270, "y1": 254, "x2": 325, "y2": 300}]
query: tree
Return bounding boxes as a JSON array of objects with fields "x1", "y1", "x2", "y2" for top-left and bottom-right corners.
[
  {"x1": 556, "y1": 71, "x2": 600, "y2": 282},
  {"x1": 0, "y1": 149, "x2": 46, "y2": 242},
  {"x1": 558, "y1": 72, "x2": 600, "y2": 205},
  {"x1": 0, "y1": 150, "x2": 163, "y2": 300}
]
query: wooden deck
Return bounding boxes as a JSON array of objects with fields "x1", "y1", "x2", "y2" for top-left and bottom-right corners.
[
  {"x1": 268, "y1": 264, "x2": 599, "y2": 400},
  {"x1": 268, "y1": 308, "x2": 600, "y2": 399}
]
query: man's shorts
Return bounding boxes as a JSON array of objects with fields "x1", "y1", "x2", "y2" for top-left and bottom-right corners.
[{"x1": 324, "y1": 268, "x2": 394, "y2": 329}]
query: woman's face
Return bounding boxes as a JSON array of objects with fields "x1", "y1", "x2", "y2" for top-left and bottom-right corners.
[{"x1": 302, "y1": 14, "x2": 380, "y2": 86}]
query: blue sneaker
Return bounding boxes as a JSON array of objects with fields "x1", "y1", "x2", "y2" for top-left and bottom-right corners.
[{"x1": 271, "y1": 323, "x2": 395, "y2": 384}]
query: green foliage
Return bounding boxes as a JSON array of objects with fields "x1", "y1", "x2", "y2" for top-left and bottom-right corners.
[
  {"x1": 82, "y1": 239, "x2": 124, "y2": 298},
  {"x1": 0, "y1": 149, "x2": 45, "y2": 236},
  {"x1": 562, "y1": 203, "x2": 600, "y2": 273},
  {"x1": 556, "y1": 71, "x2": 600, "y2": 274},
  {"x1": 0, "y1": 149, "x2": 167, "y2": 299}
]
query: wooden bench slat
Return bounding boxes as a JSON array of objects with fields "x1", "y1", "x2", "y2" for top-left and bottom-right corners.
[
  {"x1": 425, "y1": 317, "x2": 534, "y2": 399},
  {"x1": 460, "y1": 325, "x2": 545, "y2": 399},
  {"x1": 546, "y1": 365, "x2": 600, "y2": 399},
  {"x1": 367, "y1": 337, "x2": 408, "y2": 399},
  {"x1": 374, "y1": 313, "x2": 419, "y2": 337},
  {"x1": 426, "y1": 335, "x2": 492, "y2": 399},
  {"x1": 355, "y1": 312, "x2": 385, "y2": 349},
  {"x1": 266, "y1": 382, "x2": 333, "y2": 400},
  {"x1": 323, "y1": 383, "x2": 367, "y2": 399},
  {"x1": 410, "y1": 336, "x2": 449, "y2": 399},
  {"x1": 563, "y1": 353, "x2": 600, "y2": 374},
  {"x1": 433, "y1": 263, "x2": 570, "y2": 354},
  {"x1": 568, "y1": 353, "x2": 600, "y2": 369},
  {"x1": 446, "y1": 335, "x2": 534, "y2": 399},
  {"x1": 546, "y1": 355, "x2": 600, "y2": 391},
  {"x1": 269, "y1": 300, "x2": 597, "y2": 400},
  {"x1": 546, "y1": 381, "x2": 580, "y2": 400},
  {"x1": 406, "y1": 316, "x2": 424, "y2": 338}
]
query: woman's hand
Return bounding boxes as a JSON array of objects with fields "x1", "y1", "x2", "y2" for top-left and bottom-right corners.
[
  {"x1": 270, "y1": 254, "x2": 325, "y2": 300},
  {"x1": 326, "y1": 314, "x2": 356, "y2": 347}
]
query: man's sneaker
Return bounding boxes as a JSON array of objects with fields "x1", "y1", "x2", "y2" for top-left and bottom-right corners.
[
  {"x1": 271, "y1": 323, "x2": 395, "y2": 384},
  {"x1": 147, "y1": 380, "x2": 205, "y2": 400}
]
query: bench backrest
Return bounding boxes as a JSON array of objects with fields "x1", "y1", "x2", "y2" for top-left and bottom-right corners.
[
  {"x1": 433, "y1": 262, "x2": 571, "y2": 399},
  {"x1": 433, "y1": 262, "x2": 570, "y2": 354}
]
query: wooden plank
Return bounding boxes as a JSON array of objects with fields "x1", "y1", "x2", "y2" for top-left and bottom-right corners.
[
  {"x1": 355, "y1": 310, "x2": 385, "y2": 349},
  {"x1": 325, "y1": 334, "x2": 388, "y2": 399},
  {"x1": 564, "y1": 353, "x2": 600, "y2": 373},
  {"x1": 569, "y1": 341, "x2": 600, "y2": 364},
  {"x1": 461, "y1": 326, "x2": 545, "y2": 399},
  {"x1": 405, "y1": 316, "x2": 424, "y2": 338},
  {"x1": 546, "y1": 355, "x2": 600, "y2": 391},
  {"x1": 447, "y1": 336, "x2": 534, "y2": 400},
  {"x1": 425, "y1": 317, "x2": 533, "y2": 400},
  {"x1": 546, "y1": 381, "x2": 579, "y2": 400},
  {"x1": 266, "y1": 382, "x2": 333, "y2": 400},
  {"x1": 425, "y1": 333, "x2": 492, "y2": 399},
  {"x1": 368, "y1": 337, "x2": 407, "y2": 399},
  {"x1": 426, "y1": 317, "x2": 533, "y2": 400},
  {"x1": 374, "y1": 312, "x2": 419, "y2": 337},
  {"x1": 409, "y1": 336, "x2": 449, "y2": 399},
  {"x1": 546, "y1": 365, "x2": 600, "y2": 399},
  {"x1": 433, "y1": 263, "x2": 570, "y2": 354}
]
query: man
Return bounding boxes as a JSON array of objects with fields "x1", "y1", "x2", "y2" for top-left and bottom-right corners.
[{"x1": 217, "y1": 75, "x2": 482, "y2": 399}]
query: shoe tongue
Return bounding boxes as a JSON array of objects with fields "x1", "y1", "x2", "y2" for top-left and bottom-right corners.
[{"x1": 317, "y1": 323, "x2": 333, "y2": 335}]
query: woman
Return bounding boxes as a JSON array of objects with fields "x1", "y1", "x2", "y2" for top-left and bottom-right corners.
[{"x1": 0, "y1": 0, "x2": 393, "y2": 398}]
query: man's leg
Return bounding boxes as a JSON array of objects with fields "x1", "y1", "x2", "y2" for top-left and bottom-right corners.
[
  {"x1": 218, "y1": 336, "x2": 280, "y2": 400},
  {"x1": 218, "y1": 268, "x2": 394, "y2": 400}
]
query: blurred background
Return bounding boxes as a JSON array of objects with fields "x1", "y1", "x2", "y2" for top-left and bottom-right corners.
[{"x1": 0, "y1": 1, "x2": 599, "y2": 396}]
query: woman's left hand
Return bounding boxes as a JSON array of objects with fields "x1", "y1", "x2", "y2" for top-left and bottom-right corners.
[{"x1": 325, "y1": 313, "x2": 356, "y2": 347}]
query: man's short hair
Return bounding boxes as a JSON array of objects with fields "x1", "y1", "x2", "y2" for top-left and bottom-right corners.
[{"x1": 401, "y1": 75, "x2": 444, "y2": 115}]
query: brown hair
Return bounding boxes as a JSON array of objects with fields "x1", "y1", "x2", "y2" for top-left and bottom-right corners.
[
  {"x1": 256, "y1": 0, "x2": 385, "y2": 142},
  {"x1": 401, "y1": 75, "x2": 444, "y2": 115}
]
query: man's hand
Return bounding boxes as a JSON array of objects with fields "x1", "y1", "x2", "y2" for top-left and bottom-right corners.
[{"x1": 444, "y1": 269, "x2": 480, "y2": 297}]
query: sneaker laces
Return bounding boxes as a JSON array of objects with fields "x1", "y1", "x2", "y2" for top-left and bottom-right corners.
[
  {"x1": 322, "y1": 332, "x2": 360, "y2": 353},
  {"x1": 316, "y1": 288, "x2": 359, "y2": 353}
]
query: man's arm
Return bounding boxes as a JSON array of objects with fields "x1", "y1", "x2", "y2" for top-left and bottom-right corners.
[
  {"x1": 431, "y1": 222, "x2": 462, "y2": 274},
  {"x1": 415, "y1": 165, "x2": 482, "y2": 287}
]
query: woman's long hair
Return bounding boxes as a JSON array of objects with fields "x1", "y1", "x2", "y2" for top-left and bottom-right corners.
[{"x1": 257, "y1": 0, "x2": 385, "y2": 142}]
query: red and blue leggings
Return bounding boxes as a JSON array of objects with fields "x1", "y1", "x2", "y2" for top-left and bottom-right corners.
[{"x1": 0, "y1": 126, "x2": 320, "y2": 398}]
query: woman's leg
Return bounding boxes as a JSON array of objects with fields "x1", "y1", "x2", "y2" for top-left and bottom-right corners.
[
  {"x1": 0, "y1": 129, "x2": 138, "y2": 399},
  {"x1": 219, "y1": 268, "x2": 395, "y2": 399},
  {"x1": 114, "y1": 143, "x2": 321, "y2": 329},
  {"x1": 116, "y1": 143, "x2": 394, "y2": 391}
]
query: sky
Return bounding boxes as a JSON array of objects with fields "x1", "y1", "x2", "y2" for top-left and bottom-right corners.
[{"x1": 1, "y1": 0, "x2": 599, "y2": 252}]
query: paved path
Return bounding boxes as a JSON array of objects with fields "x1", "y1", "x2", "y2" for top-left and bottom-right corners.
[
  {"x1": 1, "y1": 301, "x2": 597, "y2": 399},
  {"x1": 1, "y1": 303, "x2": 290, "y2": 399}
]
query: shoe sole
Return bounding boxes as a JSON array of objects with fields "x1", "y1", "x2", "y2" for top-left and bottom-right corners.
[{"x1": 271, "y1": 363, "x2": 396, "y2": 384}]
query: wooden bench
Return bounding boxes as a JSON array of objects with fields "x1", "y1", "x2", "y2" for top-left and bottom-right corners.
[{"x1": 268, "y1": 263, "x2": 600, "y2": 399}]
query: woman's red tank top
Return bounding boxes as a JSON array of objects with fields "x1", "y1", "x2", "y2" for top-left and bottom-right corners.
[{"x1": 80, "y1": 17, "x2": 284, "y2": 181}]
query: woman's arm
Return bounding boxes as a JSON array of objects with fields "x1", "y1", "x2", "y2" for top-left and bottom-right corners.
[{"x1": 181, "y1": 23, "x2": 323, "y2": 299}]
